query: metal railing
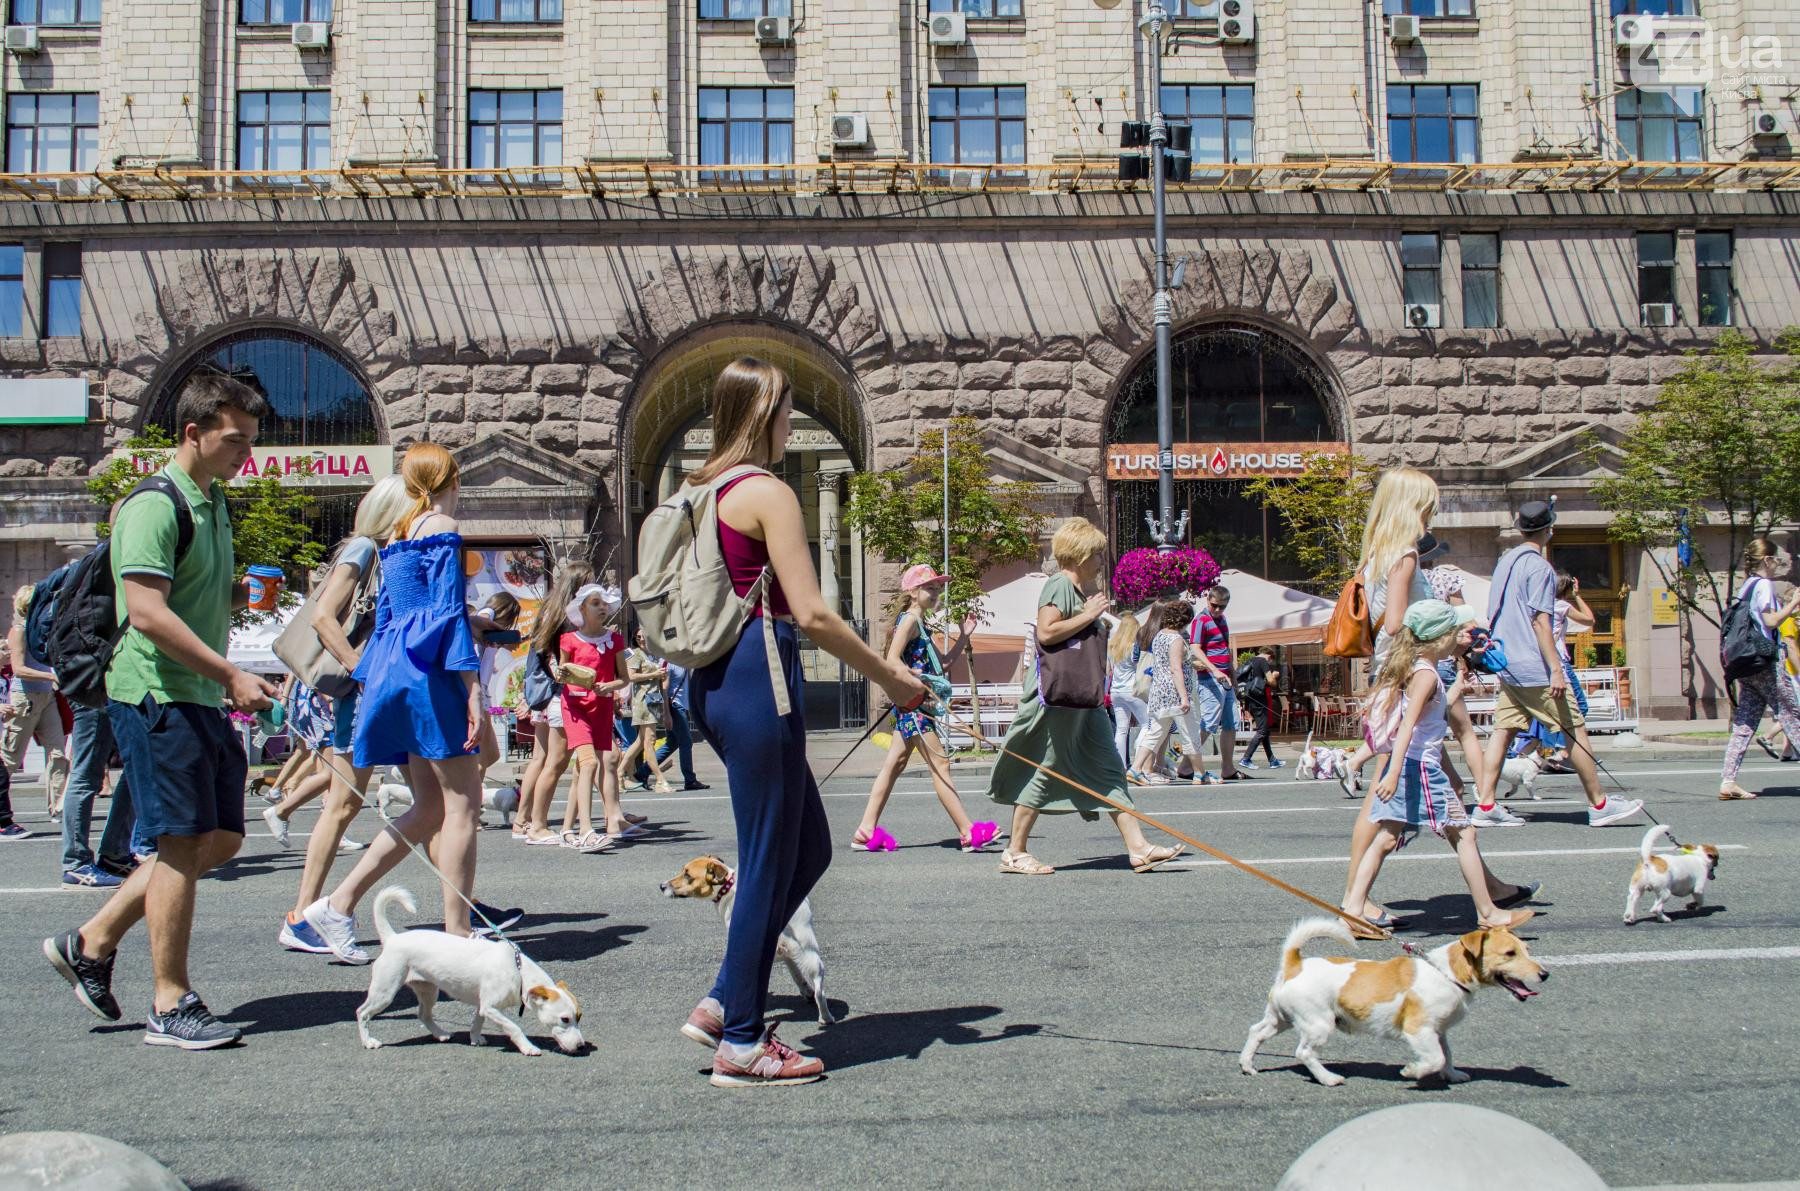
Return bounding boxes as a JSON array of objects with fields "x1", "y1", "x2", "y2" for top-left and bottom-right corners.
[{"x1": 3, "y1": 157, "x2": 1798, "y2": 202}]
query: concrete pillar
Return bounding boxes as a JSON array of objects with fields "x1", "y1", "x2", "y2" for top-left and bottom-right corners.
[{"x1": 817, "y1": 466, "x2": 844, "y2": 617}]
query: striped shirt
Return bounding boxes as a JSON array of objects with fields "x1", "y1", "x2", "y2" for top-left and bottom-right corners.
[{"x1": 1190, "y1": 606, "x2": 1231, "y2": 671}]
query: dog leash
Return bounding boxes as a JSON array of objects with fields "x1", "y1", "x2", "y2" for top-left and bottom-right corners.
[
  {"x1": 814, "y1": 705, "x2": 898, "y2": 788},
  {"x1": 924, "y1": 706, "x2": 1392, "y2": 942}
]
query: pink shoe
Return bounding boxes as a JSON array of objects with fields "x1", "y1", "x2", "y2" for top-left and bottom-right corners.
[
  {"x1": 682, "y1": 1000, "x2": 723, "y2": 1048},
  {"x1": 868, "y1": 826, "x2": 898, "y2": 852},
  {"x1": 710, "y1": 1029, "x2": 825, "y2": 1088},
  {"x1": 961, "y1": 821, "x2": 1004, "y2": 853}
]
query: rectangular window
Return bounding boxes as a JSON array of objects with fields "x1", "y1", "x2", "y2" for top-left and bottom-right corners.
[
  {"x1": 697, "y1": 87, "x2": 794, "y2": 181},
  {"x1": 239, "y1": 0, "x2": 330, "y2": 22},
  {"x1": 1402, "y1": 232, "x2": 1441, "y2": 322},
  {"x1": 1460, "y1": 233, "x2": 1500, "y2": 328},
  {"x1": 1388, "y1": 84, "x2": 1479, "y2": 163},
  {"x1": 1637, "y1": 231, "x2": 1676, "y2": 321},
  {"x1": 1617, "y1": 87, "x2": 1704, "y2": 162},
  {"x1": 43, "y1": 242, "x2": 80, "y2": 338},
  {"x1": 470, "y1": 0, "x2": 561, "y2": 21},
  {"x1": 1161, "y1": 84, "x2": 1253, "y2": 164},
  {"x1": 1384, "y1": 0, "x2": 1473, "y2": 15},
  {"x1": 1611, "y1": 0, "x2": 1694, "y2": 14},
  {"x1": 928, "y1": 86, "x2": 1026, "y2": 172},
  {"x1": 9, "y1": 0, "x2": 101, "y2": 25},
  {"x1": 468, "y1": 90, "x2": 563, "y2": 179},
  {"x1": 0, "y1": 245, "x2": 21, "y2": 337},
  {"x1": 5, "y1": 93, "x2": 99, "y2": 174},
  {"x1": 1696, "y1": 231, "x2": 1732, "y2": 327},
  {"x1": 928, "y1": 0, "x2": 1022, "y2": 15},
  {"x1": 237, "y1": 91, "x2": 331, "y2": 173},
  {"x1": 697, "y1": 0, "x2": 788, "y2": 18}
]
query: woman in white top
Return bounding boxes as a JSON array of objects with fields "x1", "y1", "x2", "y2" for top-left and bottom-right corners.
[
  {"x1": 1720, "y1": 537, "x2": 1800, "y2": 800},
  {"x1": 1106, "y1": 612, "x2": 1151, "y2": 768}
]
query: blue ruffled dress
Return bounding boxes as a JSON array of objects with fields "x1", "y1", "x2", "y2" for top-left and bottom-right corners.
[{"x1": 350, "y1": 533, "x2": 480, "y2": 769}]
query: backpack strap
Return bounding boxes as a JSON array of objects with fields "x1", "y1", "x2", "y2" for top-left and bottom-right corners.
[
  {"x1": 707, "y1": 465, "x2": 790, "y2": 717},
  {"x1": 126, "y1": 474, "x2": 196, "y2": 566}
]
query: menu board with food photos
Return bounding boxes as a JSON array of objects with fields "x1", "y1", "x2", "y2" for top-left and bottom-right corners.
[{"x1": 463, "y1": 546, "x2": 550, "y2": 712}]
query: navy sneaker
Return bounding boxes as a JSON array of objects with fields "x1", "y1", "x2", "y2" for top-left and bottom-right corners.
[
  {"x1": 97, "y1": 856, "x2": 139, "y2": 879},
  {"x1": 144, "y1": 991, "x2": 242, "y2": 1050},
  {"x1": 0, "y1": 823, "x2": 30, "y2": 841},
  {"x1": 44, "y1": 930, "x2": 122, "y2": 1021},
  {"x1": 278, "y1": 913, "x2": 333, "y2": 954},
  {"x1": 471, "y1": 901, "x2": 524, "y2": 933},
  {"x1": 62, "y1": 864, "x2": 125, "y2": 888}
]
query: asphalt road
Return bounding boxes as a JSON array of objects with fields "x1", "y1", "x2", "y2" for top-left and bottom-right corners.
[{"x1": 3, "y1": 744, "x2": 1799, "y2": 1190}]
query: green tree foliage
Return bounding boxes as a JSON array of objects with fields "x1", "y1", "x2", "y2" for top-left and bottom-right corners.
[
  {"x1": 1241, "y1": 452, "x2": 1381, "y2": 591},
  {"x1": 843, "y1": 417, "x2": 1045, "y2": 623},
  {"x1": 1593, "y1": 328, "x2": 1800, "y2": 627}
]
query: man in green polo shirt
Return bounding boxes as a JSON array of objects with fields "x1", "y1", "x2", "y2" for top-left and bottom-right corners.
[{"x1": 44, "y1": 369, "x2": 280, "y2": 1051}]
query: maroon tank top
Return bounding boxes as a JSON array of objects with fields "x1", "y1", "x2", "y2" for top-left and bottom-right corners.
[{"x1": 716, "y1": 472, "x2": 791, "y2": 618}]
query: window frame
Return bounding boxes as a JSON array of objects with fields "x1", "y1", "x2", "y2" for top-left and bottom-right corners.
[
  {"x1": 1616, "y1": 86, "x2": 1705, "y2": 163},
  {"x1": 1383, "y1": 0, "x2": 1474, "y2": 17},
  {"x1": 1459, "y1": 232, "x2": 1500, "y2": 328},
  {"x1": 1160, "y1": 83, "x2": 1254, "y2": 165},
  {"x1": 1387, "y1": 83, "x2": 1480, "y2": 164},
  {"x1": 1401, "y1": 232, "x2": 1443, "y2": 322},
  {"x1": 927, "y1": 0, "x2": 1022, "y2": 16},
  {"x1": 8, "y1": 0, "x2": 101, "y2": 26},
  {"x1": 1636, "y1": 230, "x2": 1677, "y2": 320},
  {"x1": 697, "y1": 86, "x2": 795, "y2": 182},
  {"x1": 1611, "y1": 0, "x2": 1694, "y2": 15},
  {"x1": 4, "y1": 93, "x2": 100, "y2": 175},
  {"x1": 466, "y1": 89, "x2": 564, "y2": 179},
  {"x1": 469, "y1": 0, "x2": 562, "y2": 22},
  {"x1": 0, "y1": 244, "x2": 22, "y2": 339},
  {"x1": 42, "y1": 242, "x2": 80, "y2": 339},
  {"x1": 1695, "y1": 230, "x2": 1733, "y2": 327},
  {"x1": 927, "y1": 85, "x2": 1027, "y2": 173},
  {"x1": 696, "y1": 0, "x2": 789, "y2": 18},
  {"x1": 238, "y1": 0, "x2": 331, "y2": 24},
  {"x1": 236, "y1": 90, "x2": 332, "y2": 174}
]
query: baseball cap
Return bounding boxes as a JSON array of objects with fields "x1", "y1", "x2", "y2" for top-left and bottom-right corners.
[
  {"x1": 901, "y1": 564, "x2": 950, "y2": 592},
  {"x1": 1403, "y1": 598, "x2": 1478, "y2": 642}
]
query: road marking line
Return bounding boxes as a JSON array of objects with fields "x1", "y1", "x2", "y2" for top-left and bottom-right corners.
[
  {"x1": 1160, "y1": 843, "x2": 1748, "y2": 870},
  {"x1": 0, "y1": 886, "x2": 95, "y2": 893},
  {"x1": 1545, "y1": 945, "x2": 1800, "y2": 967}
]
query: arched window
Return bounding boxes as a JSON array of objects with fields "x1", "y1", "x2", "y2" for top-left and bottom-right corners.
[
  {"x1": 1109, "y1": 322, "x2": 1335, "y2": 446},
  {"x1": 150, "y1": 330, "x2": 380, "y2": 447}
]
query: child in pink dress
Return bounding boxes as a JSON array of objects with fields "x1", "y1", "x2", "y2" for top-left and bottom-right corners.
[{"x1": 555, "y1": 585, "x2": 635, "y2": 852}]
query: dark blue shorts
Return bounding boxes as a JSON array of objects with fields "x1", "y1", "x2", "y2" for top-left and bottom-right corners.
[
  {"x1": 332, "y1": 689, "x2": 360, "y2": 753},
  {"x1": 108, "y1": 697, "x2": 248, "y2": 841}
]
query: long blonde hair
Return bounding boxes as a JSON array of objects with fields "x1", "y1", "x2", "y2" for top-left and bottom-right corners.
[
  {"x1": 396, "y1": 442, "x2": 460, "y2": 542},
  {"x1": 687, "y1": 357, "x2": 790, "y2": 487},
  {"x1": 1357, "y1": 468, "x2": 1439, "y2": 589},
  {"x1": 1368, "y1": 627, "x2": 1428, "y2": 704},
  {"x1": 353, "y1": 474, "x2": 410, "y2": 543},
  {"x1": 531, "y1": 560, "x2": 594, "y2": 658},
  {"x1": 11, "y1": 583, "x2": 32, "y2": 619},
  {"x1": 1108, "y1": 612, "x2": 1141, "y2": 664}
]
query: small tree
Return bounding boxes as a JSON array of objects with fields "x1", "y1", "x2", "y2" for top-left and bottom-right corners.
[
  {"x1": 843, "y1": 417, "x2": 1045, "y2": 626},
  {"x1": 1241, "y1": 452, "x2": 1380, "y2": 591},
  {"x1": 1593, "y1": 328, "x2": 1800, "y2": 627}
]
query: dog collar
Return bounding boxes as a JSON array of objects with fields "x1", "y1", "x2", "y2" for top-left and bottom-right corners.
[
  {"x1": 711, "y1": 873, "x2": 736, "y2": 904},
  {"x1": 1407, "y1": 942, "x2": 1475, "y2": 993}
]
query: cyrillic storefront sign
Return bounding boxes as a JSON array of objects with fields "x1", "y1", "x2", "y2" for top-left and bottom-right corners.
[{"x1": 129, "y1": 445, "x2": 395, "y2": 486}]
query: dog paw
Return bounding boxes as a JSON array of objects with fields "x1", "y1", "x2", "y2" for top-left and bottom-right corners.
[
  {"x1": 1623, "y1": 915, "x2": 1635, "y2": 925},
  {"x1": 519, "y1": 1044, "x2": 543, "y2": 1057},
  {"x1": 1444, "y1": 1067, "x2": 1471, "y2": 1084},
  {"x1": 429, "y1": 1031, "x2": 454, "y2": 1043},
  {"x1": 1657, "y1": 914, "x2": 1672, "y2": 923},
  {"x1": 361, "y1": 1037, "x2": 382, "y2": 1050},
  {"x1": 1239, "y1": 1064, "x2": 1258, "y2": 1076},
  {"x1": 1316, "y1": 1072, "x2": 1345, "y2": 1087},
  {"x1": 469, "y1": 1034, "x2": 486, "y2": 1047}
]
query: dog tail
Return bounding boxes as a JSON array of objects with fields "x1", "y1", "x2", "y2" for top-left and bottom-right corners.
[
  {"x1": 1640, "y1": 823, "x2": 1672, "y2": 863},
  {"x1": 1279, "y1": 917, "x2": 1355, "y2": 982},
  {"x1": 373, "y1": 885, "x2": 418, "y2": 944}
]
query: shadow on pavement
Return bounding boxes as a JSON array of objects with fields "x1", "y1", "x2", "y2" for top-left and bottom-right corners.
[
  {"x1": 1384, "y1": 892, "x2": 1552, "y2": 937},
  {"x1": 227, "y1": 989, "x2": 365, "y2": 1034},
  {"x1": 505, "y1": 923, "x2": 648, "y2": 964},
  {"x1": 1256, "y1": 1059, "x2": 1570, "y2": 1089},
  {"x1": 789, "y1": 1003, "x2": 1041, "y2": 1071}
]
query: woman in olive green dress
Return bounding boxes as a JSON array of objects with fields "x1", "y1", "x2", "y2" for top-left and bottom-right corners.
[{"x1": 988, "y1": 518, "x2": 1186, "y2": 876}]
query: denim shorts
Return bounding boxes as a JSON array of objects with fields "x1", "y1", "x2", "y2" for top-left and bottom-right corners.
[
  {"x1": 332, "y1": 689, "x2": 360, "y2": 752},
  {"x1": 1192, "y1": 674, "x2": 1240, "y2": 734},
  {"x1": 108, "y1": 696, "x2": 248, "y2": 841},
  {"x1": 1369, "y1": 755, "x2": 1469, "y2": 846}
]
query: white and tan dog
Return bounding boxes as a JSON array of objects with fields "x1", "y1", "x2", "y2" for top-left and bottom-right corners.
[
  {"x1": 1240, "y1": 917, "x2": 1546, "y2": 1087},
  {"x1": 1495, "y1": 748, "x2": 1547, "y2": 801},
  {"x1": 1296, "y1": 733, "x2": 1350, "y2": 784},
  {"x1": 660, "y1": 856, "x2": 836, "y2": 1025},
  {"x1": 354, "y1": 886, "x2": 585, "y2": 1056},
  {"x1": 1625, "y1": 824, "x2": 1721, "y2": 924}
]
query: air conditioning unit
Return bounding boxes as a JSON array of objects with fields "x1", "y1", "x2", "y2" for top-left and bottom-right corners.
[
  {"x1": 1641, "y1": 302, "x2": 1675, "y2": 326},
  {"x1": 1753, "y1": 111, "x2": 1790, "y2": 139},
  {"x1": 1613, "y1": 14, "x2": 1656, "y2": 49},
  {"x1": 1389, "y1": 14, "x2": 1420, "y2": 43},
  {"x1": 1218, "y1": 0, "x2": 1254, "y2": 43},
  {"x1": 754, "y1": 15, "x2": 792, "y2": 44},
  {"x1": 291, "y1": 20, "x2": 331, "y2": 48},
  {"x1": 1405, "y1": 302, "x2": 1441, "y2": 329},
  {"x1": 928, "y1": 12, "x2": 966, "y2": 46},
  {"x1": 4, "y1": 25, "x2": 40, "y2": 54},
  {"x1": 830, "y1": 113, "x2": 869, "y2": 148}
]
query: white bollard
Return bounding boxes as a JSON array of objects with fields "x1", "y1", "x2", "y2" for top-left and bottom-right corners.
[{"x1": 1278, "y1": 1105, "x2": 1605, "y2": 1191}]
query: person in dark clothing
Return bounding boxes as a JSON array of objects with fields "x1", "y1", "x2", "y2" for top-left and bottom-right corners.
[{"x1": 1237, "y1": 647, "x2": 1282, "y2": 769}]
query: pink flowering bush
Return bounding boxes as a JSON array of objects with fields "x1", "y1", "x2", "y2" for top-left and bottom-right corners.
[{"x1": 1111, "y1": 547, "x2": 1221, "y2": 605}]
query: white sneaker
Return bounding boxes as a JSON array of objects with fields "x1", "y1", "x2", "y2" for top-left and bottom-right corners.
[
  {"x1": 1587, "y1": 798, "x2": 1645, "y2": 827},
  {"x1": 301, "y1": 898, "x2": 370, "y2": 964},
  {"x1": 1471, "y1": 804, "x2": 1527, "y2": 828},
  {"x1": 1337, "y1": 770, "x2": 1360, "y2": 799},
  {"x1": 337, "y1": 836, "x2": 365, "y2": 853},
  {"x1": 262, "y1": 806, "x2": 291, "y2": 850}
]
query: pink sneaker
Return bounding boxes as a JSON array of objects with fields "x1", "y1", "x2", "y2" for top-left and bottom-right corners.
[
  {"x1": 710, "y1": 1029, "x2": 825, "y2": 1088},
  {"x1": 961, "y1": 821, "x2": 1003, "y2": 853},
  {"x1": 681, "y1": 1000, "x2": 723, "y2": 1048}
]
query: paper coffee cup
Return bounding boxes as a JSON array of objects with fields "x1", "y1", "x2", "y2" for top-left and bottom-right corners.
[{"x1": 246, "y1": 565, "x2": 284, "y2": 611}]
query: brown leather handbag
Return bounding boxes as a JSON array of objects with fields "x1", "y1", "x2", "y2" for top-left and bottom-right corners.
[
  {"x1": 1037, "y1": 615, "x2": 1109, "y2": 709},
  {"x1": 1323, "y1": 573, "x2": 1375, "y2": 659}
]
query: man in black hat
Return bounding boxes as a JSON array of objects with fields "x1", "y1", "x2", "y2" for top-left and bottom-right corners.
[{"x1": 1471, "y1": 499, "x2": 1645, "y2": 828}]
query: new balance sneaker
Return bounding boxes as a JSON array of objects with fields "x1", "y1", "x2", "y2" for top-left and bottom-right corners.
[
  {"x1": 682, "y1": 999, "x2": 724, "y2": 1049},
  {"x1": 262, "y1": 806, "x2": 291, "y2": 850},
  {"x1": 710, "y1": 1029, "x2": 825, "y2": 1088},
  {"x1": 0, "y1": 823, "x2": 30, "y2": 841},
  {"x1": 61, "y1": 864, "x2": 125, "y2": 888},
  {"x1": 1587, "y1": 798, "x2": 1645, "y2": 827},
  {"x1": 144, "y1": 991, "x2": 242, "y2": 1050},
  {"x1": 301, "y1": 898, "x2": 370, "y2": 964},
  {"x1": 1471, "y1": 804, "x2": 1527, "y2": 828},
  {"x1": 43, "y1": 929, "x2": 121, "y2": 1021},
  {"x1": 278, "y1": 912, "x2": 333, "y2": 954}
]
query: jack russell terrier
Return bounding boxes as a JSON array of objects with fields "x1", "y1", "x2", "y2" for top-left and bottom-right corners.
[
  {"x1": 354, "y1": 886, "x2": 585, "y2": 1056},
  {"x1": 1296, "y1": 733, "x2": 1350, "y2": 784},
  {"x1": 1495, "y1": 748, "x2": 1548, "y2": 801},
  {"x1": 659, "y1": 856, "x2": 837, "y2": 1026},
  {"x1": 1625, "y1": 824, "x2": 1720, "y2": 925},
  {"x1": 1240, "y1": 916, "x2": 1546, "y2": 1087}
]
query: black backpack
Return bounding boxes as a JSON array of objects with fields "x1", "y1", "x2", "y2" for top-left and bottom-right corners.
[
  {"x1": 22, "y1": 557, "x2": 78, "y2": 665},
  {"x1": 45, "y1": 476, "x2": 194, "y2": 708},
  {"x1": 1721, "y1": 579, "x2": 1779, "y2": 682}
]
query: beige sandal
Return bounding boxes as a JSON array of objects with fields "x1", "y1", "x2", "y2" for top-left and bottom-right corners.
[
  {"x1": 1479, "y1": 908, "x2": 1536, "y2": 931},
  {"x1": 1718, "y1": 784, "x2": 1758, "y2": 800},
  {"x1": 999, "y1": 849, "x2": 1055, "y2": 875},
  {"x1": 1130, "y1": 844, "x2": 1186, "y2": 873}
]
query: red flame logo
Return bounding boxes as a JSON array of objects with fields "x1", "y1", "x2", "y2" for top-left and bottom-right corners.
[{"x1": 1209, "y1": 448, "x2": 1229, "y2": 475}]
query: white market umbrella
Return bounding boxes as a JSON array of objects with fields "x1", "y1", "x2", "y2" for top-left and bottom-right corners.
[{"x1": 228, "y1": 604, "x2": 299, "y2": 676}]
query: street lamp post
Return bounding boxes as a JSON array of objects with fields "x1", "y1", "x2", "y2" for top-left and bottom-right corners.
[{"x1": 1138, "y1": 0, "x2": 1187, "y2": 553}]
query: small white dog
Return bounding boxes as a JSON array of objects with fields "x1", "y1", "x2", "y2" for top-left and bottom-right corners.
[
  {"x1": 1240, "y1": 917, "x2": 1546, "y2": 1087},
  {"x1": 354, "y1": 886, "x2": 585, "y2": 1056},
  {"x1": 1624, "y1": 824, "x2": 1720, "y2": 924},
  {"x1": 1495, "y1": 749, "x2": 1547, "y2": 801},
  {"x1": 659, "y1": 856, "x2": 837, "y2": 1025},
  {"x1": 1296, "y1": 733, "x2": 1350, "y2": 783},
  {"x1": 375, "y1": 775, "x2": 518, "y2": 825}
]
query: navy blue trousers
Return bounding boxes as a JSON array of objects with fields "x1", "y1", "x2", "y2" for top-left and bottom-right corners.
[{"x1": 690, "y1": 619, "x2": 831, "y2": 1045}]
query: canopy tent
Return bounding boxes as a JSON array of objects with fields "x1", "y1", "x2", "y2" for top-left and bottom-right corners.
[
  {"x1": 228, "y1": 605, "x2": 299, "y2": 676},
  {"x1": 1212, "y1": 569, "x2": 1335, "y2": 648}
]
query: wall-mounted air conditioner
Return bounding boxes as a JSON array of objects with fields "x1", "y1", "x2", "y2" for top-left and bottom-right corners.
[
  {"x1": 831, "y1": 113, "x2": 869, "y2": 148},
  {"x1": 1405, "y1": 302, "x2": 1441, "y2": 329},
  {"x1": 292, "y1": 21, "x2": 331, "y2": 48},
  {"x1": 4, "y1": 25, "x2": 40, "y2": 54},
  {"x1": 1753, "y1": 111, "x2": 1790, "y2": 139},
  {"x1": 1613, "y1": 14, "x2": 1656, "y2": 49},
  {"x1": 1390, "y1": 14, "x2": 1420, "y2": 43},
  {"x1": 754, "y1": 15, "x2": 792, "y2": 44},
  {"x1": 1218, "y1": 0, "x2": 1254, "y2": 43},
  {"x1": 928, "y1": 12, "x2": 966, "y2": 46}
]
